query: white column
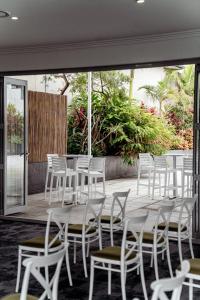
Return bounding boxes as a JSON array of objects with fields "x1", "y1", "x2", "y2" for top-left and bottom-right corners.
[{"x1": 87, "y1": 72, "x2": 92, "y2": 156}]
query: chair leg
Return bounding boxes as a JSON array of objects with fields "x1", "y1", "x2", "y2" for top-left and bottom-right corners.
[
  {"x1": 110, "y1": 223, "x2": 114, "y2": 246},
  {"x1": 87, "y1": 239, "x2": 90, "y2": 257},
  {"x1": 189, "y1": 231, "x2": 194, "y2": 259},
  {"x1": 65, "y1": 248, "x2": 73, "y2": 286},
  {"x1": 140, "y1": 257, "x2": 148, "y2": 300},
  {"x1": 189, "y1": 278, "x2": 193, "y2": 300},
  {"x1": 154, "y1": 245, "x2": 159, "y2": 280},
  {"x1": 89, "y1": 258, "x2": 95, "y2": 300},
  {"x1": 103, "y1": 175, "x2": 106, "y2": 195},
  {"x1": 62, "y1": 177, "x2": 66, "y2": 207},
  {"x1": 150, "y1": 252, "x2": 153, "y2": 267},
  {"x1": 44, "y1": 171, "x2": 49, "y2": 201},
  {"x1": 182, "y1": 173, "x2": 185, "y2": 198},
  {"x1": 164, "y1": 171, "x2": 167, "y2": 197},
  {"x1": 49, "y1": 175, "x2": 54, "y2": 205},
  {"x1": 159, "y1": 173, "x2": 161, "y2": 196},
  {"x1": 120, "y1": 265, "x2": 126, "y2": 300},
  {"x1": 45, "y1": 265, "x2": 49, "y2": 285},
  {"x1": 82, "y1": 239, "x2": 88, "y2": 278},
  {"x1": 178, "y1": 234, "x2": 183, "y2": 263},
  {"x1": 73, "y1": 238, "x2": 77, "y2": 264},
  {"x1": 166, "y1": 240, "x2": 173, "y2": 277},
  {"x1": 152, "y1": 171, "x2": 156, "y2": 199},
  {"x1": 56, "y1": 177, "x2": 60, "y2": 201},
  {"x1": 108, "y1": 263, "x2": 111, "y2": 295},
  {"x1": 137, "y1": 169, "x2": 140, "y2": 195},
  {"x1": 15, "y1": 248, "x2": 22, "y2": 292},
  {"x1": 148, "y1": 170, "x2": 151, "y2": 197}
]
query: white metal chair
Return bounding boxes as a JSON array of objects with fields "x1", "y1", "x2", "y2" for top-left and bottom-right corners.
[
  {"x1": 152, "y1": 156, "x2": 177, "y2": 199},
  {"x1": 16, "y1": 206, "x2": 73, "y2": 292},
  {"x1": 49, "y1": 156, "x2": 77, "y2": 206},
  {"x1": 158, "y1": 195, "x2": 198, "y2": 263},
  {"x1": 180, "y1": 258, "x2": 200, "y2": 300},
  {"x1": 68, "y1": 196, "x2": 106, "y2": 278},
  {"x1": 89, "y1": 214, "x2": 149, "y2": 300},
  {"x1": 44, "y1": 154, "x2": 59, "y2": 201},
  {"x1": 137, "y1": 153, "x2": 154, "y2": 196},
  {"x1": 80, "y1": 157, "x2": 106, "y2": 199},
  {"x1": 99, "y1": 189, "x2": 130, "y2": 246},
  {"x1": 127, "y1": 201, "x2": 174, "y2": 280},
  {"x1": 151, "y1": 260, "x2": 190, "y2": 300},
  {"x1": 182, "y1": 157, "x2": 193, "y2": 197},
  {"x1": 3, "y1": 248, "x2": 66, "y2": 300}
]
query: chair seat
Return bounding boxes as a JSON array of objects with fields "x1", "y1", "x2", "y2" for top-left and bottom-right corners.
[
  {"x1": 81, "y1": 170, "x2": 103, "y2": 176},
  {"x1": 127, "y1": 232, "x2": 165, "y2": 244},
  {"x1": 178, "y1": 258, "x2": 200, "y2": 276},
  {"x1": 1, "y1": 294, "x2": 37, "y2": 300},
  {"x1": 68, "y1": 224, "x2": 96, "y2": 235},
  {"x1": 91, "y1": 246, "x2": 136, "y2": 261},
  {"x1": 20, "y1": 236, "x2": 61, "y2": 248},
  {"x1": 89, "y1": 215, "x2": 121, "y2": 224},
  {"x1": 157, "y1": 222, "x2": 187, "y2": 232}
]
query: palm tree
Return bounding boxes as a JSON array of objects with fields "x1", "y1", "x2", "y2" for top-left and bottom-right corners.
[
  {"x1": 139, "y1": 78, "x2": 172, "y2": 115},
  {"x1": 139, "y1": 65, "x2": 194, "y2": 114}
]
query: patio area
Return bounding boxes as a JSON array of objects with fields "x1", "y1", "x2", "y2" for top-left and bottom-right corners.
[{"x1": 9, "y1": 176, "x2": 177, "y2": 225}]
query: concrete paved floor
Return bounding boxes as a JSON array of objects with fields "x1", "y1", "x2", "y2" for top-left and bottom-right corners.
[{"x1": 10, "y1": 177, "x2": 171, "y2": 227}]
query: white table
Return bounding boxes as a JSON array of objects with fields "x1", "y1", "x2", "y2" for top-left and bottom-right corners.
[
  {"x1": 62, "y1": 154, "x2": 91, "y2": 204},
  {"x1": 163, "y1": 152, "x2": 186, "y2": 197}
]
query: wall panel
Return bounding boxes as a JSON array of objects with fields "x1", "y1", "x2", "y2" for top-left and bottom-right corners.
[{"x1": 28, "y1": 91, "x2": 67, "y2": 163}]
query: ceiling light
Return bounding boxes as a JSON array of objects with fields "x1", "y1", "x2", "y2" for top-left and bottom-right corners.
[
  {"x1": 11, "y1": 16, "x2": 19, "y2": 20},
  {"x1": 136, "y1": 0, "x2": 145, "y2": 3},
  {"x1": 0, "y1": 10, "x2": 10, "y2": 18}
]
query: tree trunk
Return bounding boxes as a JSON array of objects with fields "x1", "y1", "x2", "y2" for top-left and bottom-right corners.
[{"x1": 129, "y1": 69, "x2": 135, "y2": 102}]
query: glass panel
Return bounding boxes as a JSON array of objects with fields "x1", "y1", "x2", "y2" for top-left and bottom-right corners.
[{"x1": 5, "y1": 83, "x2": 25, "y2": 210}]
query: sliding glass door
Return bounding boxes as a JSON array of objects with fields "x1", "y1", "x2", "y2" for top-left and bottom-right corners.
[
  {"x1": 0, "y1": 77, "x2": 28, "y2": 215},
  {"x1": 193, "y1": 65, "x2": 200, "y2": 238}
]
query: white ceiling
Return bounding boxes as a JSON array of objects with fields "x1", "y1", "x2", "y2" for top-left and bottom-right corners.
[{"x1": 0, "y1": 0, "x2": 200, "y2": 49}]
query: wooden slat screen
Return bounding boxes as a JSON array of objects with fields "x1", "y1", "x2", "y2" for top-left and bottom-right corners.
[{"x1": 28, "y1": 91, "x2": 67, "y2": 163}]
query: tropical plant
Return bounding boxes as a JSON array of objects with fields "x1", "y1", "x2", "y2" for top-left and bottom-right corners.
[
  {"x1": 139, "y1": 65, "x2": 194, "y2": 115},
  {"x1": 68, "y1": 72, "x2": 175, "y2": 164},
  {"x1": 7, "y1": 103, "x2": 23, "y2": 144}
]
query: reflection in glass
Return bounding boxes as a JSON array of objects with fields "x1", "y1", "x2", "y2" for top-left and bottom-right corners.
[{"x1": 6, "y1": 84, "x2": 25, "y2": 209}]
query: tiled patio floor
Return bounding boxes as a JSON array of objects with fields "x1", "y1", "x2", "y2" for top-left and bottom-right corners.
[{"x1": 9, "y1": 177, "x2": 168, "y2": 224}]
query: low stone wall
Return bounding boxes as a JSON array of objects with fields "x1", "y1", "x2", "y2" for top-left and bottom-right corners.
[{"x1": 28, "y1": 156, "x2": 137, "y2": 195}]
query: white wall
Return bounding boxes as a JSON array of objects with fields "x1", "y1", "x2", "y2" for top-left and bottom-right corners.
[{"x1": 0, "y1": 30, "x2": 200, "y2": 73}]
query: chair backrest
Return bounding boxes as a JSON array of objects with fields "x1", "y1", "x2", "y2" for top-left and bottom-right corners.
[
  {"x1": 154, "y1": 156, "x2": 168, "y2": 169},
  {"x1": 139, "y1": 153, "x2": 154, "y2": 168},
  {"x1": 111, "y1": 190, "x2": 131, "y2": 223},
  {"x1": 83, "y1": 197, "x2": 106, "y2": 236},
  {"x1": 77, "y1": 155, "x2": 92, "y2": 169},
  {"x1": 154, "y1": 201, "x2": 175, "y2": 242},
  {"x1": 176, "y1": 194, "x2": 198, "y2": 231},
  {"x1": 45, "y1": 206, "x2": 73, "y2": 254},
  {"x1": 183, "y1": 157, "x2": 193, "y2": 171},
  {"x1": 21, "y1": 248, "x2": 66, "y2": 300},
  {"x1": 52, "y1": 156, "x2": 67, "y2": 173},
  {"x1": 89, "y1": 157, "x2": 106, "y2": 172},
  {"x1": 47, "y1": 154, "x2": 59, "y2": 169},
  {"x1": 121, "y1": 213, "x2": 148, "y2": 263},
  {"x1": 151, "y1": 260, "x2": 190, "y2": 300}
]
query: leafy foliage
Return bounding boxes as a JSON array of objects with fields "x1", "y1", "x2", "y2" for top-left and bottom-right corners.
[
  {"x1": 7, "y1": 103, "x2": 23, "y2": 144},
  {"x1": 68, "y1": 71, "x2": 175, "y2": 164}
]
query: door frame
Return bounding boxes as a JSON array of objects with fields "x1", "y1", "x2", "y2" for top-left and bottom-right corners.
[
  {"x1": 0, "y1": 77, "x2": 28, "y2": 215},
  {"x1": 193, "y1": 64, "x2": 200, "y2": 238},
  {"x1": 0, "y1": 61, "x2": 199, "y2": 236}
]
